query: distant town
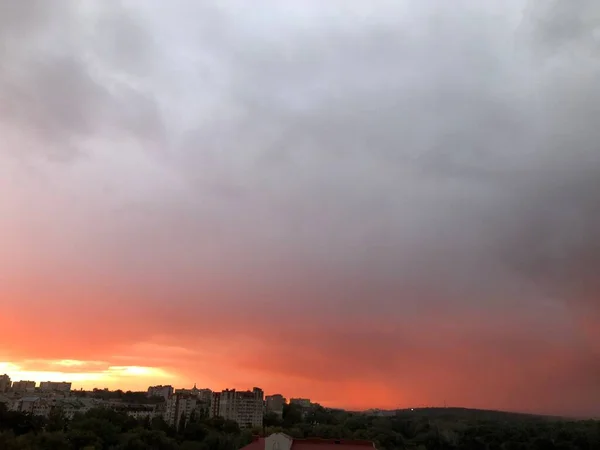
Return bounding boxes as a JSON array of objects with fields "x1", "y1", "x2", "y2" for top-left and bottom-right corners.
[
  {"x1": 0, "y1": 373, "x2": 315, "y2": 429},
  {"x1": 2, "y1": 373, "x2": 598, "y2": 449}
]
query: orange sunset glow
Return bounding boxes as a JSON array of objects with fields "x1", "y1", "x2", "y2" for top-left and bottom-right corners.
[{"x1": 1, "y1": 0, "x2": 600, "y2": 419}]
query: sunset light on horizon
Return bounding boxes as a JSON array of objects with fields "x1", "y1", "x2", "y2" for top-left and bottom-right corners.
[{"x1": 2, "y1": 0, "x2": 600, "y2": 420}]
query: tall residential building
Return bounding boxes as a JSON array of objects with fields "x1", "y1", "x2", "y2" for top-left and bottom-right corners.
[
  {"x1": 216, "y1": 387, "x2": 264, "y2": 428},
  {"x1": 195, "y1": 388, "x2": 212, "y2": 418},
  {"x1": 147, "y1": 385, "x2": 173, "y2": 400},
  {"x1": 265, "y1": 394, "x2": 286, "y2": 417},
  {"x1": 0, "y1": 374, "x2": 11, "y2": 393},
  {"x1": 210, "y1": 392, "x2": 221, "y2": 418},
  {"x1": 39, "y1": 381, "x2": 72, "y2": 393},
  {"x1": 164, "y1": 393, "x2": 201, "y2": 428},
  {"x1": 11, "y1": 381, "x2": 36, "y2": 392},
  {"x1": 196, "y1": 388, "x2": 212, "y2": 404}
]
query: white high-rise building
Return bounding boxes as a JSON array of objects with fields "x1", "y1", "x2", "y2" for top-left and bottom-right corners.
[
  {"x1": 164, "y1": 393, "x2": 199, "y2": 428},
  {"x1": 216, "y1": 387, "x2": 264, "y2": 428}
]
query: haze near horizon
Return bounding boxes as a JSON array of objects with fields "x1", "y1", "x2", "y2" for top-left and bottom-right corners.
[{"x1": 1, "y1": 0, "x2": 599, "y2": 417}]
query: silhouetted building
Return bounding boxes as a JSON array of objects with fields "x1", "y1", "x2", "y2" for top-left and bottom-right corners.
[
  {"x1": 165, "y1": 393, "x2": 199, "y2": 428},
  {"x1": 147, "y1": 385, "x2": 173, "y2": 400},
  {"x1": 211, "y1": 391, "x2": 221, "y2": 418},
  {"x1": 11, "y1": 380, "x2": 36, "y2": 392},
  {"x1": 265, "y1": 394, "x2": 286, "y2": 417},
  {"x1": 214, "y1": 387, "x2": 264, "y2": 428},
  {"x1": 39, "y1": 381, "x2": 72, "y2": 393},
  {"x1": 0, "y1": 374, "x2": 10, "y2": 393}
]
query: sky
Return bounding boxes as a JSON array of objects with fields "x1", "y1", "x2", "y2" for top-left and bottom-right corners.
[{"x1": 1, "y1": 0, "x2": 599, "y2": 417}]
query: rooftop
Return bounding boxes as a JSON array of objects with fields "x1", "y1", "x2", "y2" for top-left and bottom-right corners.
[
  {"x1": 293, "y1": 439, "x2": 374, "y2": 449},
  {"x1": 240, "y1": 435, "x2": 375, "y2": 450}
]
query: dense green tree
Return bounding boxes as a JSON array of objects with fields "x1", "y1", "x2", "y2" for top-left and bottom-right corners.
[
  {"x1": 178, "y1": 412, "x2": 187, "y2": 434},
  {"x1": 1, "y1": 402, "x2": 599, "y2": 449},
  {"x1": 264, "y1": 411, "x2": 282, "y2": 427},
  {"x1": 223, "y1": 419, "x2": 241, "y2": 435},
  {"x1": 282, "y1": 403, "x2": 303, "y2": 427},
  {"x1": 183, "y1": 421, "x2": 209, "y2": 442},
  {"x1": 46, "y1": 408, "x2": 68, "y2": 432},
  {"x1": 34, "y1": 431, "x2": 70, "y2": 450}
]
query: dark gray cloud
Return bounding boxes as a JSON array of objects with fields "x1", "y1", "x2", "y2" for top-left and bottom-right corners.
[
  {"x1": 2, "y1": 1, "x2": 598, "y2": 295},
  {"x1": 156, "y1": 0, "x2": 600, "y2": 316},
  {"x1": 4, "y1": 0, "x2": 598, "y2": 316},
  {"x1": 0, "y1": 0, "x2": 165, "y2": 160}
]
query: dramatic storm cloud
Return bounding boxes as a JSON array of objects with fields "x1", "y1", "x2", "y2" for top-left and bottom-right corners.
[{"x1": 1, "y1": 0, "x2": 599, "y2": 416}]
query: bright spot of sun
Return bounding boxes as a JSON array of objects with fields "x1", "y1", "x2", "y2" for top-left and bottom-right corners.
[
  {"x1": 109, "y1": 366, "x2": 162, "y2": 377},
  {"x1": 0, "y1": 361, "x2": 175, "y2": 390}
]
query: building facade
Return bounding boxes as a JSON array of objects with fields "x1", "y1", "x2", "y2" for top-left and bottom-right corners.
[
  {"x1": 147, "y1": 385, "x2": 174, "y2": 400},
  {"x1": 16, "y1": 397, "x2": 42, "y2": 414},
  {"x1": 0, "y1": 374, "x2": 10, "y2": 393},
  {"x1": 265, "y1": 394, "x2": 286, "y2": 417},
  {"x1": 39, "y1": 381, "x2": 72, "y2": 393},
  {"x1": 164, "y1": 393, "x2": 201, "y2": 428},
  {"x1": 210, "y1": 391, "x2": 221, "y2": 418},
  {"x1": 216, "y1": 387, "x2": 264, "y2": 428},
  {"x1": 11, "y1": 381, "x2": 36, "y2": 392}
]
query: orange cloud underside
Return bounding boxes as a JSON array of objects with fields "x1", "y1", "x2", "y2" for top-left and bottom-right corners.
[{"x1": 1, "y1": 302, "x2": 596, "y2": 417}]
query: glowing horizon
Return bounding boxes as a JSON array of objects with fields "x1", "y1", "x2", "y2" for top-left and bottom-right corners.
[{"x1": 0, "y1": 361, "x2": 176, "y2": 391}]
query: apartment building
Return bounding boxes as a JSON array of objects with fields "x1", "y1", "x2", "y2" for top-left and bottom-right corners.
[
  {"x1": 265, "y1": 394, "x2": 286, "y2": 417},
  {"x1": 39, "y1": 381, "x2": 72, "y2": 393},
  {"x1": 164, "y1": 393, "x2": 201, "y2": 428},
  {"x1": 196, "y1": 388, "x2": 212, "y2": 404},
  {"x1": 215, "y1": 387, "x2": 264, "y2": 428},
  {"x1": 0, "y1": 374, "x2": 10, "y2": 392},
  {"x1": 211, "y1": 391, "x2": 221, "y2": 418},
  {"x1": 11, "y1": 380, "x2": 36, "y2": 392},
  {"x1": 147, "y1": 385, "x2": 173, "y2": 400},
  {"x1": 16, "y1": 396, "x2": 42, "y2": 414}
]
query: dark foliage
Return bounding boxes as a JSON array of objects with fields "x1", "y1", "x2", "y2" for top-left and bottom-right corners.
[
  {"x1": 0, "y1": 404, "x2": 252, "y2": 450},
  {"x1": 0, "y1": 402, "x2": 598, "y2": 449}
]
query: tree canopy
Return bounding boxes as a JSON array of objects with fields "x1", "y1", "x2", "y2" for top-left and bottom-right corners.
[{"x1": 0, "y1": 402, "x2": 598, "y2": 449}]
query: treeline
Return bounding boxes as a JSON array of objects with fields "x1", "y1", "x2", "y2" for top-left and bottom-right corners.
[
  {"x1": 1, "y1": 401, "x2": 599, "y2": 449},
  {"x1": 0, "y1": 403, "x2": 253, "y2": 450},
  {"x1": 270, "y1": 404, "x2": 600, "y2": 450}
]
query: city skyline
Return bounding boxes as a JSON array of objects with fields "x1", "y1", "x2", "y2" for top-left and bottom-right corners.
[{"x1": 2, "y1": 0, "x2": 600, "y2": 418}]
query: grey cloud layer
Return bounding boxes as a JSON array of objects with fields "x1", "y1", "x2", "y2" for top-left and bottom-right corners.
[
  {"x1": 3, "y1": 0, "x2": 599, "y2": 309},
  {"x1": 0, "y1": 0, "x2": 164, "y2": 159}
]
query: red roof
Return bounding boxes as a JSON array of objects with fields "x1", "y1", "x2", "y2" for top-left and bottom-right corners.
[
  {"x1": 240, "y1": 436, "x2": 374, "y2": 450},
  {"x1": 240, "y1": 437, "x2": 265, "y2": 450},
  {"x1": 291, "y1": 438, "x2": 374, "y2": 449}
]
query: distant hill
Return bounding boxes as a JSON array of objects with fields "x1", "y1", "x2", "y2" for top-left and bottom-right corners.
[{"x1": 360, "y1": 407, "x2": 565, "y2": 421}]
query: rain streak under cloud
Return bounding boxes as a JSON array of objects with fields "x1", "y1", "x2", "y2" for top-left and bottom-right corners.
[{"x1": 1, "y1": 0, "x2": 599, "y2": 416}]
